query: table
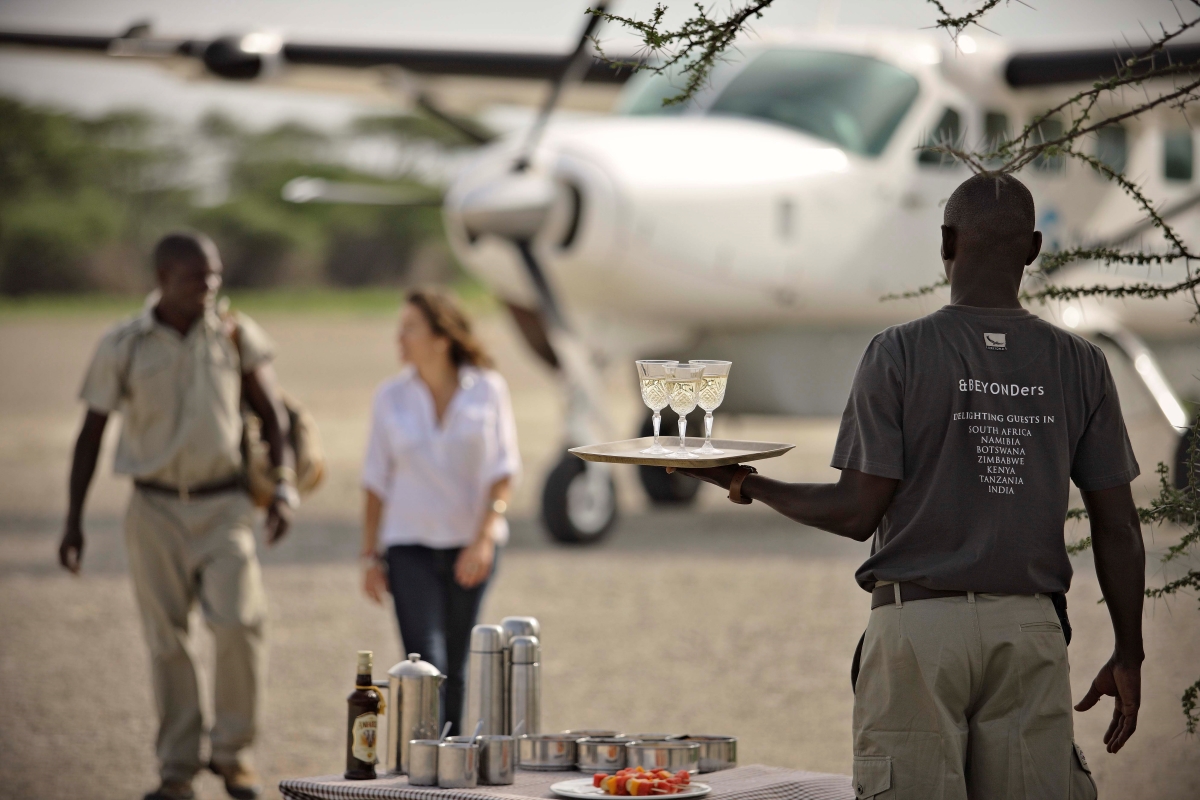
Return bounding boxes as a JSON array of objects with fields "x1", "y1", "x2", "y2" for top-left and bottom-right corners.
[{"x1": 280, "y1": 765, "x2": 853, "y2": 800}]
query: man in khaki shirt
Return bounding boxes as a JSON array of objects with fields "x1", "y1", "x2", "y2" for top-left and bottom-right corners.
[{"x1": 60, "y1": 232, "x2": 296, "y2": 800}]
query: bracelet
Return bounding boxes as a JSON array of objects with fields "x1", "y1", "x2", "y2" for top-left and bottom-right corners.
[
  {"x1": 728, "y1": 465, "x2": 758, "y2": 505},
  {"x1": 360, "y1": 553, "x2": 383, "y2": 569}
]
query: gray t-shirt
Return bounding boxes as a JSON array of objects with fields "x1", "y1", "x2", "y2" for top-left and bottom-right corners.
[{"x1": 832, "y1": 305, "x2": 1139, "y2": 595}]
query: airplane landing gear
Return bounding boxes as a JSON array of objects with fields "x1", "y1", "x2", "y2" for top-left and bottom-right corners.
[
  {"x1": 542, "y1": 453, "x2": 618, "y2": 544},
  {"x1": 637, "y1": 409, "x2": 702, "y2": 506}
]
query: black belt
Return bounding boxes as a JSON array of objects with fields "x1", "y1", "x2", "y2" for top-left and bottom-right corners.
[
  {"x1": 870, "y1": 581, "x2": 969, "y2": 609},
  {"x1": 134, "y1": 476, "x2": 244, "y2": 501}
]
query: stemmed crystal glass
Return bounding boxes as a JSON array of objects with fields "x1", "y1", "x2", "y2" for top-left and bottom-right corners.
[
  {"x1": 636, "y1": 360, "x2": 678, "y2": 454},
  {"x1": 689, "y1": 360, "x2": 732, "y2": 455},
  {"x1": 665, "y1": 363, "x2": 705, "y2": 458}
]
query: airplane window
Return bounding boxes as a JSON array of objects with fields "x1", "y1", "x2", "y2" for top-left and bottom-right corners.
[
  {"x1": 705, "y1": 49, "x2": 920, "y2": 156},
  {"x1": 1031, "y1": 116, "x2": 1064, "y2": 172},
  {"x1": 1093, "y1": 125, "x2": 1127, "y2": 176},
  {"x1": 985, "y1": 112, "x2": 1010, "y2": 148},
  {"x1": 918, "y1": 108, "x2": 962, "y2": 166},
  {"x1": 1164, "y1": 130, "x2": 1194, "y2": 181}
]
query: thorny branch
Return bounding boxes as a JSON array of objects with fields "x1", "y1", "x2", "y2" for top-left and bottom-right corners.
[{"x1": 592, "y1": 0, "x2": 1200, "y2": 733}]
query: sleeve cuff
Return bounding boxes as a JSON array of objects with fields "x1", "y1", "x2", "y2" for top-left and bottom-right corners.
[
  {"x1": 1072, "y1": 466, "x2": 1141, "y2": 492},
  {"x1": 830, "y1": 453, "x2": 904, "y2": 481}
]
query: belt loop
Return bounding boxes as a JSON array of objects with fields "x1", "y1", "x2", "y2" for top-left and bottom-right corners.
[
  {"x1": 180, "y1": 484, "x2": 189, "y2": 503},
  {"x1": 967, "y1": 591, "x2": 975, "y2": 604},
  {"x1": 894, "y1": 583, "x2": 903, "y2": 608}
]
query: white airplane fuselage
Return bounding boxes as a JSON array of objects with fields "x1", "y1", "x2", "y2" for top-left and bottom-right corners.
[{"x1": 444, "y1": 30, "x2": 1200, "y2": 418}]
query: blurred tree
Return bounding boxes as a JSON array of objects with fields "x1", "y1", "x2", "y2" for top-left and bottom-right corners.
[
  {"x1": 0, "y1": 98, "x2": 463, "y2": 295},
  {"x1": 0, "y1": 98, "x2": 188, "y2": 294}
]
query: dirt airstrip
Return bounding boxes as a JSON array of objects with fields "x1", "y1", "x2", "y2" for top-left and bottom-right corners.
[{"x1": 0, "y1": 306, "x2": 1197, "y2": 799}]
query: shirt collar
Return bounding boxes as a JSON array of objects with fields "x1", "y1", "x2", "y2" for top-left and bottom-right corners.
[{"x1": 137, "y1": 290, "x2": 222, "y2": 338}]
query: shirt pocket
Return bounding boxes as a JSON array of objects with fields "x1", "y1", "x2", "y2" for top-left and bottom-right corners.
[
  {"x1": 126, "y1": 349, "x2": 175, "y2": 421},
  {"x1": 852, "y1": 755, "x2": 892, "y2": 799}
]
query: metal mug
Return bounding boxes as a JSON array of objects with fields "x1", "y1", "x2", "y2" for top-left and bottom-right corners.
[
  {"x1": 407, "y1": 739, "x2": 440, "y2": 786},
  {"x1": 438, "y1": 741, "x2": 478, "y2": 789},
  {"x1": 477, "y1": 735, "x2": 515, "y2": 785}
]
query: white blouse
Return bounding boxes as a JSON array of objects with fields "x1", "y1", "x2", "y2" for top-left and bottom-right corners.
[{"x1": 362, "y1": 366, "x2": 521, "y2": 549}]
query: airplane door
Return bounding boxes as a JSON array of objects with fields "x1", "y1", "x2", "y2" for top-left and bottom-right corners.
[{"x1": 866, "y1": 106, "x2": 969, "y2": 300}]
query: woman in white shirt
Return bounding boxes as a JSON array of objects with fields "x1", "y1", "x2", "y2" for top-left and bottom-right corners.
[{"x1": 361, "y1": 288, "x2": 521, "y2": 734}]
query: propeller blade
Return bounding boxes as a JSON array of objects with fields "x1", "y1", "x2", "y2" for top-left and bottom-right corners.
[
  {"x1": 281, "y1": 177, "x2": 442, "y2": 206},
  {"x1": 415, "y1": 93, "x2": 494, "y2": 145},
  {"x1": 513, "y1": 2, "x2": 609, "y2": 170}
]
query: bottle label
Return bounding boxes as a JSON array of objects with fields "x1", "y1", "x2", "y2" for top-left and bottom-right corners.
[{"x1": 352, "y1": 712, "x2": 378, "y2": 763}]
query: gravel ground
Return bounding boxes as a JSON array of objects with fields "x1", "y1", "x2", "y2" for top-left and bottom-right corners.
[{"x1": 1, "y1": 309, "x2": 1197, "y2": 800}]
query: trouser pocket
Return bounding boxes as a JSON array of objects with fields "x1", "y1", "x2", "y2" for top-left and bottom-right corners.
[
  {"x1": 1069, "y1": 742, "x2": 1098, "y2": 800},
  {"x1": 852, "y1": 755, "x2": 892, "y2": 799}
]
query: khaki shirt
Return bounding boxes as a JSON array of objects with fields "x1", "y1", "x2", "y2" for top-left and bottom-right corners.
[{"x1": 79, "y1": 302, "x2": 274, "y2": 487}]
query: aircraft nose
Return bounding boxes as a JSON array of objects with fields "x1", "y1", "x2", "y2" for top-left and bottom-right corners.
[{"x1": 457, "y1": 171, "x2": 558, "y2": 241}]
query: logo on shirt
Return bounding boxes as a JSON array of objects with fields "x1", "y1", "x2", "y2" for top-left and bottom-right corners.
[{"x1": 984, "y1": 333, "x2": 1007, "y2": 351}]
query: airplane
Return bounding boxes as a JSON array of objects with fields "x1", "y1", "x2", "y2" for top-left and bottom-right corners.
[{"x1": 4, "y1": 9, "x2": 1199, "y2": 544}]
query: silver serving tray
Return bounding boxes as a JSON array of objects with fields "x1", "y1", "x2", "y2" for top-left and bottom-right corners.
[{"x1": 570, "y1": 437, "x2": 794, "y2": 469}]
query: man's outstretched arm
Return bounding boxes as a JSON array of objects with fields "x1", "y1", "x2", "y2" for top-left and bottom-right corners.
[
  {"x1": 1074, "y1": 482, "x2": 1145, "y2": 754},
  {"x1": 61, "y1": 409, "x2": 108, "y2": 573},
  {"x1": 670, "y1": 465, "x2": 898, "y2": 541}
]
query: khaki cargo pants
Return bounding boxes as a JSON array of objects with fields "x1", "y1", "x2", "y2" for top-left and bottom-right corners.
[
  {"x1": 852, "y1": 592, "x2": 1097, "y2": 800},
  {"x1": 125, "y1": 487, "x2": 266, "y2": 783}
]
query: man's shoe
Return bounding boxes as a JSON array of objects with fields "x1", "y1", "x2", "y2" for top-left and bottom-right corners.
[
  {"x1": 209, "y1": 761, "x2": 263, "y2": 800},
  {"x1": 143, "y1": 779, "x2": 195, "y2": 800}
]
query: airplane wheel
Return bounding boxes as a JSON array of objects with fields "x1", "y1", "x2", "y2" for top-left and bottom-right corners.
[
  {"x1": 542, "y1": 453, "x2": 618, "y2": 544},
  {"x1": 1176, "y1": 424, "x2": 1198, "y2": 490},
  {"x1": 637, "y1": 410, "x2": 701, "y2": 506}
]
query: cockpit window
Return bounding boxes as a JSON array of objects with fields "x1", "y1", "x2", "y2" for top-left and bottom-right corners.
[
  {"x1": 705, "y1": 49, "x2": 920, "y2": 156},
  {"x1": 618, "y1": 68, "x2": 695, "y2": 117}
]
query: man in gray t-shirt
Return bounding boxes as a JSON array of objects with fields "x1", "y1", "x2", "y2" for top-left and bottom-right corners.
[{"x1": 675, "y1": 173, "x2": 1145, "y2": 800}]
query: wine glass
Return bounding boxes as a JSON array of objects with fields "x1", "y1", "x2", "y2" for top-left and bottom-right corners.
[
  {"x1": 636, "y1": 360, "x2": 678, "y2": 454},
  {"x1": 689, "y1": 360, "x2": 732, "y2": 455},
  {"x1": 664, "y1": 363, "x2": 704, "y2": 458}
]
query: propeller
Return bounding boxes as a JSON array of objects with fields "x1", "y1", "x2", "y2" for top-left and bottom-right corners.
[
  {"x1": 513, "y1": 1, "x2": 609, "y2": 171},
  {"x1": 455, "y1": 2, "x2": 610, "y2": 327}
]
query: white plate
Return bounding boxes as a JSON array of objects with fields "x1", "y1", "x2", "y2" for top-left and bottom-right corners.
[{"x1": 550, "y1": 778, "x2": 711, "y2": 800}]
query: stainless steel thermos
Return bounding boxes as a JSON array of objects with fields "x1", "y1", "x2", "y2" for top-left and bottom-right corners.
[
  {"x1": 465, "y1": 618, "x2": 542, "y2": 737},
  {"x1": 383, "y1": 653, "x2": 444, "y2": 775},
  {"x1": 464, "y1": 625, "x2": 507, "y2": 735},
  {"x1": 509, "y1": 635, "x2": 541, "y2": 735}
]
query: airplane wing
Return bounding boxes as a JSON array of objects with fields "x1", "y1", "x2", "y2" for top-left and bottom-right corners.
[
  {"x1": 1005, "y1": 40, "x2": 1200, "y2": 86},
  {"x1": 0, "y1": 24, "x2": 641, "y2": 84}
]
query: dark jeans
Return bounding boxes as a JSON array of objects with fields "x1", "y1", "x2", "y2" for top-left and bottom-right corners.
[{"x1": 385, "y1": 544, "x2": 497, "y2": 735}]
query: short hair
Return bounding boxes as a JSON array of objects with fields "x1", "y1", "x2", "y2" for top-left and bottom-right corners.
[
  {"x1": 943, "y1": 172, "x2": 1036, "y2": 251},
  {"x1": 153, "y1": 231, "x2": 218, "y2": 273}
]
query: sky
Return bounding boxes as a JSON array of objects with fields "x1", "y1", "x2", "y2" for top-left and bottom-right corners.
[{"x1": 0, "y1": 0, "x2": 1189, "y2": 129}]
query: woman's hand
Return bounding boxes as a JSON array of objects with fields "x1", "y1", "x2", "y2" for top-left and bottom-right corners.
[
  {"x1": 454, "y1": 536, "x2": 495, "y2": 589},
  {"x1": 363, "y1": 558, "x2": 389, "y2": 605}
]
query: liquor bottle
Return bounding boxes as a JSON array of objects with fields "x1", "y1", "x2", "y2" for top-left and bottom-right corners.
[{"x1": 345, "y1": 650, "x2": 381, "y2": 780}]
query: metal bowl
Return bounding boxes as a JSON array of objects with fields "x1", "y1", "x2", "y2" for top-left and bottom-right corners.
[
  {"x1": 628, "y1": 734, "x2": 679, "y2": 743},
  {"x1": 576, "y1": 737, "x2": 631, "y2": 773},
  {"x1": 625, "y1": 741, "x2": 701, "y2": 775},
  {"x1": 563, "y1": 729, "x2": 623, "y2": 739},
  {"x1": 519, "y1": 734, "x2": 578, "y2": 771},
  {"x1": 680, "y1": 736, "x2": 737, "y2": 772}
]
